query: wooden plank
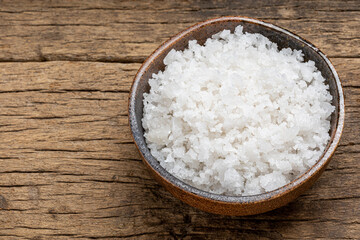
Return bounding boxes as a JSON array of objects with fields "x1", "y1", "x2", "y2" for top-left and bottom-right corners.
[
  {"x1": 0, "y1": 61, "x2": 359, "y2": 239},
  {"x1": 0, "y1": 0, "x2": 359, "y2": 61}
]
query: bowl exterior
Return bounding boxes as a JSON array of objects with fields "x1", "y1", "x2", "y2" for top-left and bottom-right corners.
[{"x1": 129, "y1": 16, "x2": 345, "y2": 216}]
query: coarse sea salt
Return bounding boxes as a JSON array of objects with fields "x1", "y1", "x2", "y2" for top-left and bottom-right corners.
[{"x1": 142, "y1": 26, "x2": 334, "y2": 196}]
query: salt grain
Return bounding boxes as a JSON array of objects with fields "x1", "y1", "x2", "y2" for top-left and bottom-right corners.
[{"x1": 142, "y1": 26, "x2": 334, "y2": 196}]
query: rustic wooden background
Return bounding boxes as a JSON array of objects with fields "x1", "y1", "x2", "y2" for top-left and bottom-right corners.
[{"x1": 0, "y1": 0, "x2": 359, "y2": 239}]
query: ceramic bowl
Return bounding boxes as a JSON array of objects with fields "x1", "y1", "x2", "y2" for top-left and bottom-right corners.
[{"x1": 128, "y1": 16, "x2": 345, "y2": 216}]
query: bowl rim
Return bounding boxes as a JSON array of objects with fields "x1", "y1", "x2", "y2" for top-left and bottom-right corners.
[{"x1": 128, "y1": 16, "x2": 345, "y2": 203}]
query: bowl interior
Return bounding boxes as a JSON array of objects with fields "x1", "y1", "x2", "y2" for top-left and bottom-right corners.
[{"x1": 129, "y1": 17, "x2": 342, "y2": 202}]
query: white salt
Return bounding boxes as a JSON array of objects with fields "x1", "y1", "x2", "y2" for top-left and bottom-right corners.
[{"x1": 142, "y1": 26, "x2": 334, "y2": 196}]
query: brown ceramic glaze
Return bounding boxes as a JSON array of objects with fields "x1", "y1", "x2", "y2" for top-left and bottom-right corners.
[{"x1": 128, "y1": 17, "x2": 345, "y2": 216}]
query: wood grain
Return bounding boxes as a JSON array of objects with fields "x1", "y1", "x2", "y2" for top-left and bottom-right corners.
[{"x1": 0, "y1": 0, "x2": 359, "y2": 239}]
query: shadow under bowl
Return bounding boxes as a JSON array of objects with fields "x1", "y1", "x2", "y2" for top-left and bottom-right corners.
[{"x1": 128, "y1": 16, "x2": 345, "y2": 216}]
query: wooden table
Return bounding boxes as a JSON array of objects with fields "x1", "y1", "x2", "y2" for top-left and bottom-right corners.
[{"x1": 0, "y1": 1, "x2": 359, "y2": 239}]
